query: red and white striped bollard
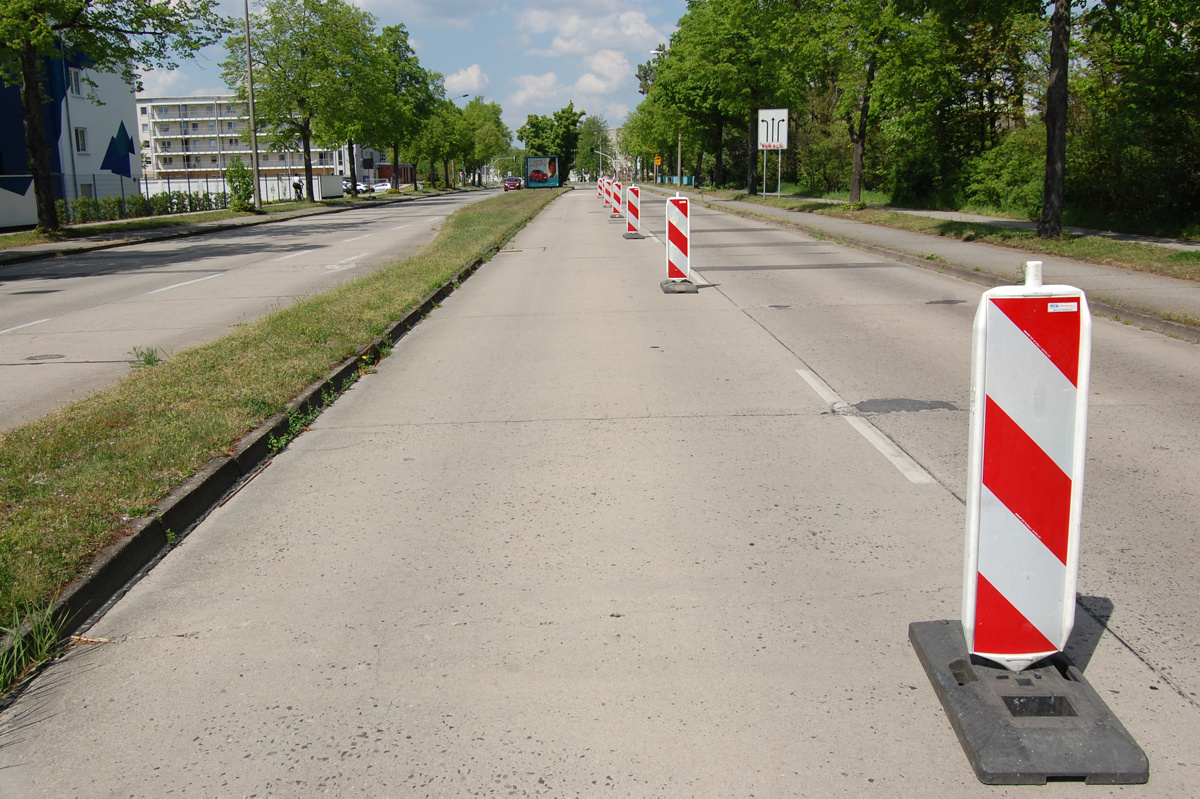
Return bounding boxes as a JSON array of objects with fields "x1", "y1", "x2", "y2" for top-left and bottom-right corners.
[{"x1": 962, "y1": 260, "x2": 1091, "y2": 672}]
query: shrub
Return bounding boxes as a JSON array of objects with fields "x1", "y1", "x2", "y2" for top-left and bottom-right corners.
[
  {"x1": 226, "y1": 156, "x2": 255, "y2": 212},
  {"x1": 964, "y1": 123, "x2": 1046, "y2": 220}
]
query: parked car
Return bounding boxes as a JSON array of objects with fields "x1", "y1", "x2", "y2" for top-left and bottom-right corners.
[
  {"x1": 503, "y1": 177, "x2": 522, "y2": 191},
  {"x1": 373, "y1": 181, "x2": 392, "y2": 192}
]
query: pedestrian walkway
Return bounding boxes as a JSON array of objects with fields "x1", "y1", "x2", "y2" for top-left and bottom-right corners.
[{"x1": 646, "y1": 185, "x2": 1200, "y2": 341}]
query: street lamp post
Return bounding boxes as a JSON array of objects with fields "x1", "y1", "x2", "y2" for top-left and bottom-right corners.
[
  {"x1": 243, "y1": 0, "x2": 262, "y2": 209},
  {"x1": 489, "y1": 155, "x2": 515, "y2": 185}
]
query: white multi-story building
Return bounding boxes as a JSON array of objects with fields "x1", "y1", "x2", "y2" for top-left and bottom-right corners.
[{"x1": 136, "y1": 95, "x2": 386, "y2": 191}]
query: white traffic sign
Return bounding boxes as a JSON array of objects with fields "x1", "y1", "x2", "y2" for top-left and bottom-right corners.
[{"x1": 759, "y1": 108, "x2": 788, "y2": 150}]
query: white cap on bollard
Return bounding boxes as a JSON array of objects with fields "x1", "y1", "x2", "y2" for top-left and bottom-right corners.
[{"x1": 1025, "y1": 260, "x2": 1044, "y2": 288}]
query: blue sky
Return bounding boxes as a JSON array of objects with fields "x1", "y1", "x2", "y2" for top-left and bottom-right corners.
[{"x1": 138, "y1": 0, "x2": 685, "y2": 139}]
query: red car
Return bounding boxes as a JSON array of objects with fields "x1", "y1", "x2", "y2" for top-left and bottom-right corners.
[
  {"x1": 503, "y1": 177, "x2": 522, "y2": 191},
  {"x1": 528, "y1": 170, "x2": 549, "y2": 183}
]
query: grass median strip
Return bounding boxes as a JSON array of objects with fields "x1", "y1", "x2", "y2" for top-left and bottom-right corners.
[
  {"x1": 0, "y1": 187, "x2": 565, "y2": 670},
  {"x1": 708, "y1": 191, "x2": 1200, "y2": 281}
]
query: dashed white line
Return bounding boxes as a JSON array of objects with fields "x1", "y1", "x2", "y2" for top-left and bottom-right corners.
[
  {"x1": 0, "y1": 318, "x2": 51, "y2": 335},
  {"x1": 342, "y1": 234, "x2": 370, "y2": 243},
  {"x1": 146, "y1": 273, "x2": 222, "y2": 295},
  {"x1": 391, "y1": 224, "x2": 411, "y2": 231},
  {"x1": 272, "y1": 249, "x2": 316, "y2": 262},
  {"x1": 796, "y1": 368, "x2": 936, "y2": 485}
]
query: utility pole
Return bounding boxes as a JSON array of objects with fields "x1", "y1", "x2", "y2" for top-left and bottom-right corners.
[
  {"x1": 676, "y1": 132, "x2": 682, "y2": 187},
  {"x1": 243, "y1": 0, "x2": 262, "y2": 209}
]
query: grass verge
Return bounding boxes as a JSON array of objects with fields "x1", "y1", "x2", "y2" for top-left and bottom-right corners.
[
  {"x1": 707, "y1": 191, "x2": 1200, "y2": 281},
  {"x1": 0, "y1": 187, "x2": 565, "y2": 679}
]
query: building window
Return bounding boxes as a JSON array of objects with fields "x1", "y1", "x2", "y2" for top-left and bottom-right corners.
[
  {"x1": 208, "y1": 121, "x2": 215, "y2": 130},
  {"x1": 228, "y1": 138, "x2": 238, "y2": 146},
  {"x1": 68, "y1": 68, "x2": 82, "y2": 96},
  {"x1": 209, "y1": 139, "x2": 216, "y2": 147},
  {"x1": 192, "y1": 122, "x2": 199, "y2": 130},
  {"x1": 227, "y1": 121, "x2": 235, "y2": 130},
  {"x1": 164, "y1": 157, "x2": 173, "y2": 164},
  {"x1": 79, "y1": 183, "x2": 93, "y2": 198},
  {"x1": 142, "y1": 123, "x2": 148, "y2": 133},
  {"x1": 211, "y1": 157, "x2": 218, "y2": 163},
  {"x1": 206, "y1": 105, "x2": 214, "y2": 113},
  {"x1": 140, "y1": 106, "x2": 147, "y2": 116},
  {"x1": 73, "y1": 127, "x2": 87, "y2": 153}
]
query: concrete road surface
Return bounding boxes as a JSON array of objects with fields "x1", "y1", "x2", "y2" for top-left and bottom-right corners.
[
  {"x1": 0, "y1": 191, "x2": 492, "y2": 430},
  {"x1": 0, "y1": 188, "x2": 1196, "y2": 795}
]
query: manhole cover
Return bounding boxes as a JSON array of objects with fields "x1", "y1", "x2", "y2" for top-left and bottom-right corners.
[{"x1": 25, "y1": 354, "x2": 65, "y2": 361}]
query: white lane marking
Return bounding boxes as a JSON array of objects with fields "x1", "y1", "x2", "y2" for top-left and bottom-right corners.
[
  {"x1": 0, "y1": 318, "x2": 51, "y2": 335},
  {"x1": 796, "y1": 368, "x2": 936, "y2": 485},
  {"x1": 342, "y1": 234, "x2": 370, "y2": 243},
  {"x1": 272, "y1": 249, "x2": 316, "y2": 262},
  {"x1": 146, "y1": 273, "x2": 222, "y2": 295},
  {"x1": 325, "y1": 252, "x2": 372, "y2": 272},
  {"x1": 391, "y1": 225, "x2": 411, "y2": 231}
]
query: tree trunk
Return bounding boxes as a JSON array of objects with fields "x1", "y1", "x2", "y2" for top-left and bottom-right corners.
[
  {"x1": 442, "y1": 159, "x2": 450, "y2": 187},
  {"x1": 714, "y1": 119, "x2": 725, "y2": 187},
  {"x1": 348, "y1": 140, "x2": 358, "y2": 197},
  {"x1": 848, "y1": 53, "x2": 876, "y2": 205},
  {"x1": 391, "y1": 143, "x2": 400, "y2": 188},
  {"x1": 746, "y1": 115, "x2": 758, "y2": 195},
  {"x1": 1038, "y1": 0, "x2": 1071, "y2": 239},
  {"x1": 301, "y1": 124, "x2": 315, "y2": 202},
  {"x1": 19, "y1": 41, "x2": 59, "y2": 231}
]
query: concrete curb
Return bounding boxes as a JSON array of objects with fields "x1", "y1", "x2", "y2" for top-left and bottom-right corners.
[
  {"x1": 0, "y1": 189, "x2": 472, "y2": 269},
  {"x1": 642, "y1": 185, "x2": 1200, "y2": 345}
]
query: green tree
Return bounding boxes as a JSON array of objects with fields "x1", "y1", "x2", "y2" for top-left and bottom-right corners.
[
  {"x1": 460, "y1": 97, "x2": 511, "y2": 185},
  {"x1": 0, "y1": 0, "x2": 227, "y2": 230},
  {"x1": 222, "y1": 0, "x2": 369, "y2": 201},
  {"x1": 575, "y1": 114, "x2": 609, "y2": 181},
  {"x1": 309, "y1": 2, "x2": 379, "y2": 196},
  {"x1": 364, "y1": 24, "x2": 438, "y2": 190},
  {"x1": 225, "y1": 155, "x2": 254, "y2": 211},
  {"x1": 518, "y1": 102, "x2": 586, "y2": 179}
]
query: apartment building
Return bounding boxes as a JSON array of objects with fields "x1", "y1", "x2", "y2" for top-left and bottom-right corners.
[{"x1": 137, "y1": 95, "x2": 386, "y2": 185}]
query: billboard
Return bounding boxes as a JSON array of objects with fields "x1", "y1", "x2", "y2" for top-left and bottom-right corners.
[{"x1": 524, "y1": 155, "x2": 560, "y2": 188}]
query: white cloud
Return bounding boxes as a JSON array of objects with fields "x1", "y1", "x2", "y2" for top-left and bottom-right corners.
[
  {"x1": 137, "y1": 68, "x2": 187, "y2": 97},
  {"x1": 521, "y1": 10, "x2": 664, "y2": 57},
  {"x1": 572, "y1": 50, "x2": 632, "y2": 94},
  {"x1": 444, "y1": 64, "x2": 490, "y2": 94},
  {"x1": 507, "y1": 72, "x2": 562, "y2": 108},
  {"x1": 353, "y1": 0, "x2": 495, "y2": 28}
]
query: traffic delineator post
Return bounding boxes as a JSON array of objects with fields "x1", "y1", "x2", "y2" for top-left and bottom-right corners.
[
  {"x1": 963, "y1": 260, "x2": 1091, "y2": 672},
  {"x1": 602, "y1": 179, "x2": 611, "y2": 208},
  {"x1": 611, "y1": 180, "x2": 623, "y2": 219},
  {"x1": 623, "y1": 185, "x2": 644, "y2": 239},
  {"x1": 661, "y1": 194, "x2": 696, "y2": 293},
  {"x1": 907, "y1": 261, "x2": 1145, "y2": 785}
]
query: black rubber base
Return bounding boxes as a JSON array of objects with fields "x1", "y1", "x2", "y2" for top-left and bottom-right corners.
[
  {"x1": 661, "y1": 279, "x2": 698, "y2": 294},
  {"x1": 623, "y1": 232, "x2": 645, "y2": 239},
  {"x1": 909, "y1": 620, "x2": 1148, "y2": 785}
]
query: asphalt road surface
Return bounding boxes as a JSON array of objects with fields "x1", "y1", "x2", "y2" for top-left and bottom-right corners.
[
  {"x1": 0, "y1": 191, "x2": 494, "y2": 430},
  {"x1": 0, "y1": 188, "x2": 1196, "y2": 794}
]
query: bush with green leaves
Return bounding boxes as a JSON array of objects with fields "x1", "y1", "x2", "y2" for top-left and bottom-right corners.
[
  {"x1": 226, "y1": 156, "x2": 255, "y2": 212},
  {"x1": 965, "y1": 123, "x2": 1046, "y2": 220}
]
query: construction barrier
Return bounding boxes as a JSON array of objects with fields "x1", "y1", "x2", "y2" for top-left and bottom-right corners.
[
  {"x1": 666, "y1": 195, "x2": 690, "y2": 281},
  {"x1": 962, "y1": 261, "x2": 1092, "y2": 672},
  {"x1": 611, "y1": 180, "x2": 623, "y2": 218},
  {"x1": 625, "y1": 186, "x2": 642, "y2": 238}
]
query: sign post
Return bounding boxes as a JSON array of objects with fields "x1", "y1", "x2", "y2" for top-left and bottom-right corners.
[{"x1": 758, "y1": 108, "x2": 788, "y2": 197}]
